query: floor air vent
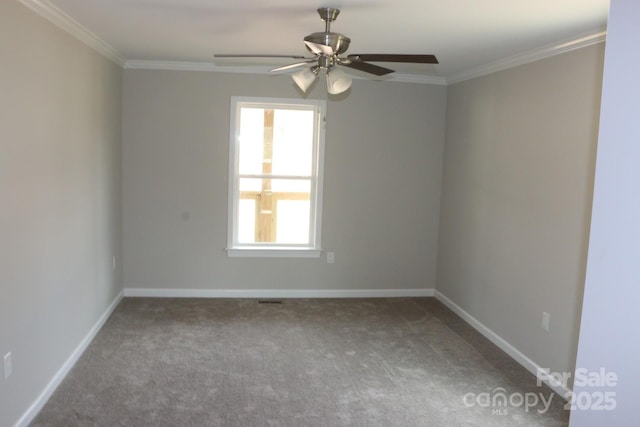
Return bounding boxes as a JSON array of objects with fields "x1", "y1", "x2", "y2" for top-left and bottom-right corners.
[{"x1": 258, "y1": 300, "x2": 283, "y2": 304}]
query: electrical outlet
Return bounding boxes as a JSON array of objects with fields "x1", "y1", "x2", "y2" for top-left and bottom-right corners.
[
  {"x1": 542, "y1": 312, "x2": 550, "y2": 332},
  {"x1": 4, "y1": 352, "x2": 12, "y2": 380},
  {"x1": 112, "y1": 255, "x2": 116, "y2": 271},
  {"x1": 326, "y1": 251, "x2": 335, "y2": 264}
]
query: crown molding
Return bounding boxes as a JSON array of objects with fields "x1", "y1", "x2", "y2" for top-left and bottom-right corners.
[
  {"x1": 446, "y1": 30, "x2": 607, "y2": 85},
  {"x1": 124, "y1": 60, "x2": 448, "y2": 85},
  {"x1": 124, "y1": 60, "x2": 269, "y2": 74},
  {"x1": 380, "y1": 73, "x2": 447, "y2": 86},
  {"x1": 17, "y1": 0, "x2": 125, "y2": 66}
]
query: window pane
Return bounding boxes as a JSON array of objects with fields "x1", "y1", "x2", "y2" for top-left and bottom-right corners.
[
  {"x1": 238, "y1": 108, "x2": 265, "y2": 175},
  {"x1": 276, "y1": 200, "x2": 310, "y2": 244},
  {"x1": 271, "y1": 178, "x2": 310, "y2": 193},
  {"x1": 272, "y1": 109, "x2": 314, "y2": 176},
  {"x1": 238, "y1": 199, "x2": 256, "y2": 243},
  {"x1": 240, "y1": 178, "x2": 310, "y2": 193},
  {"x1": 236, "y1": 178, "x2": 311, "y2": 244},
  {"x1": 239, "y1": 178, "x2": 262, "y2": 192}
]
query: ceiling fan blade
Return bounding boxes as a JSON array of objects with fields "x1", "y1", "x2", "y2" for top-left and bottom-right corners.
[
  {"x1": 303, "y1": 41, "x2": 334, "y2": 56},
  {"x1": 270, "y1": 60, "x2": 317, "y2": 72},
  {"x1": 340, "y1": 61, "x2": 394, "y2": 76},
  {"x1": 347, "y1": 54, "x2": 439, "y2": 64},
  {"x1": 214, "y1": 54, "x2": 306, "y2": 59}
]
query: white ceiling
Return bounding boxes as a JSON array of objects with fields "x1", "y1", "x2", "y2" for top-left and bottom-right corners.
[{"x1": 36, "y1": 0, "x2": 609, "y2": 81}]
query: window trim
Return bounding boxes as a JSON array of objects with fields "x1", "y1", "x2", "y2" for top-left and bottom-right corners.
[{"x1": 226, "y1": 96, "x2": 326, "y2": 258}]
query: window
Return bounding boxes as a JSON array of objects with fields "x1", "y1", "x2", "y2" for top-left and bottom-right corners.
[{"x1": 227, "y1": 97, "x2": 326, "y2": 257}]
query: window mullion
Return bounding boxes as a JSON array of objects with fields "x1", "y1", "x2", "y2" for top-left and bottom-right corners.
[{"x1": 239, "y1": 174, "x2": 312, "y2": 180}]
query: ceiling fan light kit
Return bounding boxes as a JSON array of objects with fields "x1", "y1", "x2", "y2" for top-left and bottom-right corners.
[
  {"x1": 326, "y1": 67, "x2": 352, "y2": 95},
  {"x1": 214, "y1": 7, "x2": 438, "y2": 95},
  {"x1": 292, "y1": 66, "x2": 320, "y2": 92}
]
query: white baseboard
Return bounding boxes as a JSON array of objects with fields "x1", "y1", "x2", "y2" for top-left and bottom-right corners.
[
  {"x1": 123, "y1": 287, "x2": 435, "y2": 299},
  {"x1": 14, "y1": 290, "x2": 124, "y2": 427},
  {"x1": 434, "y1": 290, "x2": 571, "y2": 398}
]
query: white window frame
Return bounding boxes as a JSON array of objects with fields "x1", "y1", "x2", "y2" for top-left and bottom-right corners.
[{"x1": 226, "y1": 96, "x2": 326, "y2": 258}]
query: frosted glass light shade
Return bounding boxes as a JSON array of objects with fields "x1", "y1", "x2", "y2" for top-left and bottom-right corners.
[
  {"x1": 292, "y1": 67, "x2": 319, "y2": 92},
  {"x1": 326, "y1": 67, "x2": 352, "y2": 95}
]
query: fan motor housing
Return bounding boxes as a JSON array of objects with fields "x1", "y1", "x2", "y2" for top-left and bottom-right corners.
[{"x1": 304, "y1": 32, "x2": 351, "y2": 56}]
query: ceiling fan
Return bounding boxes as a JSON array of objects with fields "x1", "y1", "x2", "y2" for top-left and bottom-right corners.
[{"x1": 214, "y1": 7, "x2": 438, "y2": 95}]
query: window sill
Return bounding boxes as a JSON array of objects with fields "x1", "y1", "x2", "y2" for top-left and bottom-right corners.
[{"x1": 226, "y1": 247, "x2": 322, "y2": 258}]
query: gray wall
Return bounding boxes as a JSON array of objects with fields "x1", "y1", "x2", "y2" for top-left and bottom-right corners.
[
  {"x1": 121, "y1": 70, "x2": 446, "y2": 292},
  {"x1": 437, "y1": 44, "x2": 604, "y2": 380},
  {"x1": 571, "y1": 0, "x2": 640, "y2": 424},
  {"x1": 0, "y1": 2, "x2": 123, "y2": 426},
  {"x1": 1, "y1": 1, "x2": 615, "y2": 423}
]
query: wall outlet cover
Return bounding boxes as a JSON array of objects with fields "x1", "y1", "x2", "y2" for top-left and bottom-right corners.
[{"x1": 542, "y1": 312, "x2": 550, "y2": 332}]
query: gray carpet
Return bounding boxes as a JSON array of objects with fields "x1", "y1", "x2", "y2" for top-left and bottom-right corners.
[{"x1": 31, "y1": 297, "x2": 569, "y2": 426}]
